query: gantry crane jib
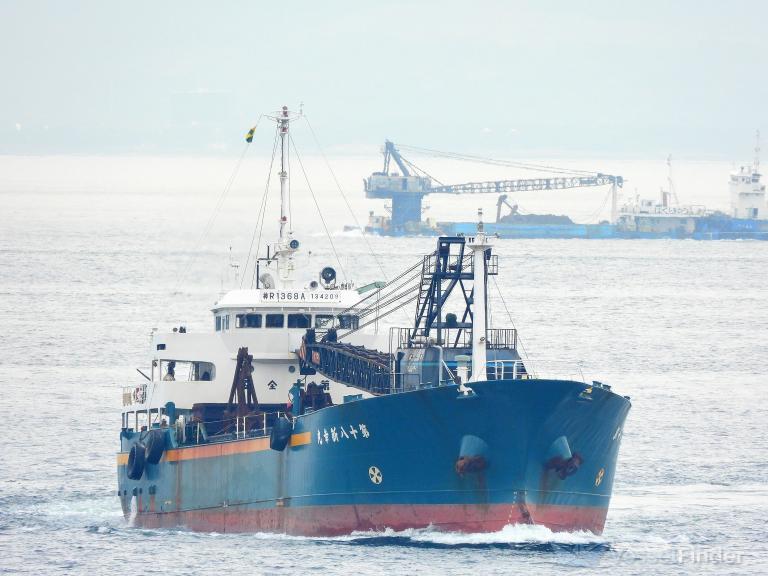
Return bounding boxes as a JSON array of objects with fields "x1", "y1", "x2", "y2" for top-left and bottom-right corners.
[
  {"x1": 364, "y1": 141, "x2": 623, "y2": 230},
  {"x1": 430, "y1": 173, "x2": 624, "y2": 195}
]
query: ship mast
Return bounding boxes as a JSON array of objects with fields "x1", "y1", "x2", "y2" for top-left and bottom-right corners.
[
  {"x1": 279, "y1": 106, "x2": 290, "y2": 245},
  {"x1": 273, "y1": 105, "x2": 297, "y2": 287},
  {"x1": 755, "y1": 129, "x2": 761, "y2": 175}
]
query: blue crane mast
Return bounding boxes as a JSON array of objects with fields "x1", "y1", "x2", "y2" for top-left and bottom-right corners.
[
  {"x1": 364, "y1": 141, "x2": 624, "y2": 235},
  {"x1": 365, "y1": 141, "x2": 433, "y2": 231}
]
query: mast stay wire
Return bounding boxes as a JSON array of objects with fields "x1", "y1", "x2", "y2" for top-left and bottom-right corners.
[
  {"x1": 302, "y1": 114, "x2": 388, "y2": 281},
  {"x1": 170, "y1": 116, "x2": 263, "y2": 296},
  {"x1": 287, "y1": 130, "x2": 293, "y2": 233},
  {"x1": 395, "y1": 143, "x2": 597, "y2": 176},
  {"x1": 505, "y1": 184, "x2": 613, "y2": 223},
  {"x1": 289, "y1": 134, "x2": 348, "y2": 282},
  {"x1": 147, "y1": 115, "x2": 263, "y2": 422},
  {"x1": 583, "y1": 185, "x2": 614, "y2": 223},
  {"x1": 247, "y1": 126, "x2": 280, "y2": 288},
  {"x1": 241, "y1": 124, "x2": 280, "y2": 288},
  {"x1": 491, "y1": 274, "x2": 534, "y2": 374},
  {"x1": 399, "y1": 156, "x2": 444, "y2": 186}
]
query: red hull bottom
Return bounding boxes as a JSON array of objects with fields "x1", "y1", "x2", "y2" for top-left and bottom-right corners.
[{"x1": 128, "y1": 502, "x2": 607, "y2": 536}]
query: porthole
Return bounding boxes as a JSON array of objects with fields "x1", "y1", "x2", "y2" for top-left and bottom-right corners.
[{"x1": 288, "y1": 365, "x2": 296, "y2": 373}]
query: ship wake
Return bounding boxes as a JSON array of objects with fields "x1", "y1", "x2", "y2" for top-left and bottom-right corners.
[{"x1": 339, "y1": 524, "x2": 609, "y2": 550}]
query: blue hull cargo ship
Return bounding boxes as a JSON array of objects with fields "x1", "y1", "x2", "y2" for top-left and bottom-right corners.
[{"x1": 117, "y1": 108, "x2": 631, "y2": 535}]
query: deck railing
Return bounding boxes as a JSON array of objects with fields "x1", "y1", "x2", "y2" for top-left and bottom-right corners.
[
  {"x1": 422, "y1": 252, "x2": 499, "y2": 276},
  {"x1": 392, "y1": 327, "x2": 517, "y2": 350},
  {"x1": 389, "y1": 357, "x2": 591, "y2": 393},
  {"x1": 122, "y1": 383, "x2": 147, "y2": 406},
  {"x1": 120, "y1": 410, "x2": 294, "y2": 447}
]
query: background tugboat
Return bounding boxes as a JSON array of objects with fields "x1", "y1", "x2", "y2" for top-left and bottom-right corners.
[{"x1": 117, "y1": 107, "x2": 631, "y2": 535}]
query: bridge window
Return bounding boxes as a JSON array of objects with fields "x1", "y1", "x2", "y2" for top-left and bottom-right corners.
[
  {"x1": 159, "y1": 360, "x2": 216, "y2": 381},
  {"x1": 315, "y1": 314, "x2": 334, "y2": 328},
  {"x1": 193, "y1": 361, "x2": 215, "y2": 381},
  {"x1": 265, "y1": 313, "x2": 284, "y2": 328},
  {"x1": 338, "y1": 314, "x2": 359, "y2": 330},
  {"x1": 215, "y1": 316, "x2": 222, "y2": 331},
  {"x1": 236, "y1": 313, "x2": 262, "y2": 328},
  {"x1": 287, "y1": 313, "x2": 311, "y2": 328}
]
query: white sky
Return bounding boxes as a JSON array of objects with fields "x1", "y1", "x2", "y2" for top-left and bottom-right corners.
[{"x1": 1, "y1": 0, "x2": 766, "y2": 158}]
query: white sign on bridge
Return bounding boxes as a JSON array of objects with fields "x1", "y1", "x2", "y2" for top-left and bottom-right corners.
[{"x1": 260, "y1": 290, "x2": 343, "y2": 302}]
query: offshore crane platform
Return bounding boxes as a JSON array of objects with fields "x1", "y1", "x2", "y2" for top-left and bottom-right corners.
[{"x1": 363, "y1": 141, "x2": 624, "y2": 236}]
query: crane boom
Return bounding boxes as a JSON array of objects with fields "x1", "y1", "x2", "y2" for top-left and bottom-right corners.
[
  {"x1": 383, "y1": 140, "x2": 411, "y2": 177},
  {"x1": 430, "y1": 173, "x2": 622, "y2": 195},
  {"x1": 496, "y1": 194, "x2": 517, "y2": 222},
  {"x1": 365, "y1": 140, "x2": 624, "y2": 234}
]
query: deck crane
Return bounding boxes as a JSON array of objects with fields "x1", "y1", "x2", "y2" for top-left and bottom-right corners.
[
  {"x1": 364, "y1": 141, "x2": 624, "y2": 235},
  {"x1": 496, "y1": 194, "x2": 518, "y2": 222}
]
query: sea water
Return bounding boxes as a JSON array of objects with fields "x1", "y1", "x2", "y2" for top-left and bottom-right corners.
[{"x1": 0, "y1": 156, "x2": 766, "y2": 575}]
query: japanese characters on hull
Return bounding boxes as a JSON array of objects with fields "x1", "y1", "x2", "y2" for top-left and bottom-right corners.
[{"x1": 317, "y1": 423, "x2": 370, "y2": 445}]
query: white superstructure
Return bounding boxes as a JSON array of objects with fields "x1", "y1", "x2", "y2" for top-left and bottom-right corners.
[
  {"x1": 730, "y1": 131, "x2": 765, "y2": 219},
  {"x1": 121, "y1": 107, "x2": 384, "y2": 429}
]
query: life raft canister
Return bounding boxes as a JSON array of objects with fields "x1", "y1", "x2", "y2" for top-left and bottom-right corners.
[
  {"x1": 144, "y1": 429, "x2": 166, "y2": 465},
  {"x1": 127, "y1": 443, "x2": 146, "y2": 480}
]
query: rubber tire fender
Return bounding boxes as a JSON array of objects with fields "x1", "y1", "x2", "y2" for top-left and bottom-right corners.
[
  {"x1": 144, "y1": 430, "x2": 166, "y2": 465},
  {"x1": 127, "y1": 443, "x2": 146, "y2": 480},
  {"x1": 270, "y1": 417, "x2": 293, "y2": 451}
]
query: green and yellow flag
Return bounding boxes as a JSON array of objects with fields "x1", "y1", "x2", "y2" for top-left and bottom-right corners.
[{"x1": 245, "y1": 126, "x2": 256, "y2": 143}]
